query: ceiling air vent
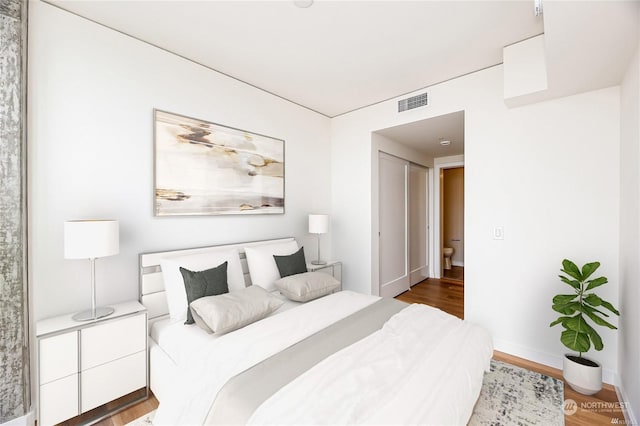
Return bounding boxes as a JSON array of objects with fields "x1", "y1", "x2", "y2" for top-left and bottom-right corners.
[{"x1": 398, "y1": 92, "x2": 428, "y2": 112}]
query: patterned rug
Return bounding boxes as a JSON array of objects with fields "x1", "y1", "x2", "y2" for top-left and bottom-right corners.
[
  {"x1": 469, "y1": 359, "x2": 565, "y2": 425},
  {"x1": 127, "y1": 360, "x2": 564, "y2": 426}
]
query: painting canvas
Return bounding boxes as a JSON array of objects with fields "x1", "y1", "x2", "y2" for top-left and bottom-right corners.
[{"x1": 154, "y1": 110, "x2": 284, "y2": 216}]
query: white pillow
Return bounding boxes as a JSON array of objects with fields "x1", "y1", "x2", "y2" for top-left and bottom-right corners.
[
  {"x1": 244, "y1": 240, "x2": 299, "y2": 292},
  {"x1": 160, "y1": 248, "x2": 244, "y2": 320},
  {"x1": 275, "y1": 272, "x2": 340, "y2": 302},
  {"x1": 190, "y1": 285, "x2": 284, "y2": 335}
]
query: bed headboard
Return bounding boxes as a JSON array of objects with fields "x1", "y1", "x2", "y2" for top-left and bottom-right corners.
[{"x1": 139, "y1": 237, "x2": 295, "y2": 324}]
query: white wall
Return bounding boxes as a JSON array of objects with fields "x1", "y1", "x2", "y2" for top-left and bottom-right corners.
[
  {"x1": 619, "y1": 29, "x2": 640, "y2": 424},
  {"x1": 28, "y1": 1, "x2": 331, "y2": 320},
  {"x1": 331, "y1": 65, "x2": 621, "y2": 382}
]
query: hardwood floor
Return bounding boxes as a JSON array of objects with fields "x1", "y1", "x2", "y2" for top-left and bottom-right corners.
[
  {"x1": 396, "y1": 277, "x2": 464, "y2": 319},
  {"x1": 97, "y1": 282, "x2": 626, "y2": 426},
  {"x1": 92, "y1": 392, "x2": 159, "y2": 426},
  {"x1": 443, "y1": 265, "x2": 464, "y2": 282}
]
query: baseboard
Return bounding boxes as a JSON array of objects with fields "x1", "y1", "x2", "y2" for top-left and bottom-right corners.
[
  {"x1": 493, "y1": 338, "x2": 617, "y2": 386},
  {"x1": 615, "y1": 377, "x2": 638, "y2": 426},
  {"x1": 452, "y1": 260, "x2": 464, "y2": 267},
  {"x1": 1, "y1": 410, "x2": 35, "y2": 426}
]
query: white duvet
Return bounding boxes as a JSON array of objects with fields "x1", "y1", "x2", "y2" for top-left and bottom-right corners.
[
  {"x1": 153, "y1": 291, "x2": 493, "y2": 426},
  {"x1": 249, "y1": 303, "x2": 493, "y2": 425}
]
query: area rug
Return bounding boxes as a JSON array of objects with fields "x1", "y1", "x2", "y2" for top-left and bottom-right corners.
[
  {"x1": 127, "y1": 360, "x2": 564, "y2": 426},
  {"x1": 469, "y1": 359, "x2": 565, "y2": 425}
]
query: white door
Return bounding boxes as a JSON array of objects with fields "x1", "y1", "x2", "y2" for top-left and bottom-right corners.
[
  {"x1": 379, "y1": 152, "x2": 410, "y2": 298},
  {"x1": 409, "y1": 164, "x2": 429, "y2": 286}
]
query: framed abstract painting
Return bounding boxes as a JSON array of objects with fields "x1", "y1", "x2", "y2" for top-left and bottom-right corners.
[{"x1": 154, "y1": 110, "x2": 284, "y2": 216}]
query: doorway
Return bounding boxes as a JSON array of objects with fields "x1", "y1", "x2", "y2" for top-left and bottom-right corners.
[
  {"x1": 441, "y1": 166, "x2": 464, "y2": 283},
  {"x1": 373, "y1": 110, "x2": 464, "y2": 317}
]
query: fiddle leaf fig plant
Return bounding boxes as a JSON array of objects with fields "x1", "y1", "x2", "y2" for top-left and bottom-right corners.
[{"x1": 550, "y1": 259, "x2": 619, "y2": 358}]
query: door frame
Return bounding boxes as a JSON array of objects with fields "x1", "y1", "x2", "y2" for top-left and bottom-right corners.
[{"x1": 409, "y1": 163, "x2": 429, "y2": 286}]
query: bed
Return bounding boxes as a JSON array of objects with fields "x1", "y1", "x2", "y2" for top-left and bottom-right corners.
[{"x1": 140, "y1": 238, "x2": 493, "y2": 425}]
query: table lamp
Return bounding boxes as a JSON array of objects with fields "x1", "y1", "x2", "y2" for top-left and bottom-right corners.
[
  {"x1": 308, "y1": 214, "x2": 329, "y2": 265},
  {"x1": 64, "y1": 220, "x2": 119, "y2": 321}
]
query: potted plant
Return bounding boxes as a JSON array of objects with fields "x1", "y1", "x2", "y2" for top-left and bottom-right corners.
[{"x1": 550, "y1": 259, "x2": 619, "y2": 395}]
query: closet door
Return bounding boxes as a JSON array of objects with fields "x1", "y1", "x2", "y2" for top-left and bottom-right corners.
[
  {"x1": 409, "y1": 164, "x2": 429, "y2": 286},
  {"x1": 379, "y1": 152, "x2": 410, "y2": 298}
]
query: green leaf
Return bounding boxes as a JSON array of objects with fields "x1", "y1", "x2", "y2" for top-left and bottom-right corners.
[
  {"x1": 599, "y1": 299, "x2": 620, "y2": 316},
  {"x1": 581, "y1": 303, "x2": 609, "y2": 317},
  {"x1": 584, "y1": 293, "x2": 603, "y2": 307},
  {"x1": 585, "y1": 276, "x2": 608, "y2": 291},
  {"x1": 583, "y1": 306, "x2": 618, "y2": 330},
  {"x1": 581, "y1": 262, "x2": 600, "y2": 281},
  {"x1": 553, "y1": 294, "x2": 578, "y2": 305},
  {"x1": 559, "y1": 275, "x2": 581, "y2": 290},
  {"x1": 561, "y1": 329, "x2": 591, "y2": 353},
  {"x1": 550, "y1": 316, "x2": 572, "y2": 327},
  {"x1": 562, "y1": 259, "x2": 582, "y2": 281},
  {"x1": 553, "y1": 302, "x2": 580, "y2": 315},
  {"x1": 584, "y1": 322, "x2": 604, "y2": 351},
  {"x1": 564, "y1": 315, "x2": 589, "y2": 333}
]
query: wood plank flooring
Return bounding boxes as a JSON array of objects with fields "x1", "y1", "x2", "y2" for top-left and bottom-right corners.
[
  {"x1": 93, "y1": 393, "x2": 158, "y2": 426},
  {"x1": 396, "y1": 277, "x2": 465, "y2": 319},
  {"x1": 95, "y1": 278, "x2": 626, "y2": 426},
  {"x1": 443, "y1": 265, "x2": 464, "y2": 282}
]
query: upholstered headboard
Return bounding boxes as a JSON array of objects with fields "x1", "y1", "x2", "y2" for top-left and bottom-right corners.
[{"x1": 139, "y1": 237, "x2": 295, "y2": 325}]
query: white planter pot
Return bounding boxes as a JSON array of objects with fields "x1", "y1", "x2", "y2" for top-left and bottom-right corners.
[{"x1": 563, "y1": 354, "x2": 602, "y2": 395}]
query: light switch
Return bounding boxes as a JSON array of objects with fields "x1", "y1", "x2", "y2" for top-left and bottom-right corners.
[{"x1": 493, "y1": 226, "x2": 504, "y2": 240}]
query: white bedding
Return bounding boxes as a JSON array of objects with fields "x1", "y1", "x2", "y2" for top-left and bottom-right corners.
[
  {"x1": 153, "y1": 291, "x2": 380, "y2": 425},
  {"x1": 249, "y1": 303, "x2": 493, "y2": 425}
]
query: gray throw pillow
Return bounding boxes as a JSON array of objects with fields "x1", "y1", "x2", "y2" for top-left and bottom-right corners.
[
  {"x1": 273, "y1": 247, "x2": 308, "y2": 278},
  {"x1": 275, "y1": 271, "x2": 340, "y2": 302},
  {"x1": 190, "y1": 285, "x2": 284, "y2": 335},
  {"x1": 180, "y1": 261, "x2": 229, "y2": 325}
]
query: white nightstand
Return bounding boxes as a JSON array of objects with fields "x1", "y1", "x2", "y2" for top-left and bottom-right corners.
[
  {"x1": 36, "y1": 301, "x2": 148, "y2": 426},
  {"x1": 307, "y1": 260, "x2": 342, "y2": 290}
]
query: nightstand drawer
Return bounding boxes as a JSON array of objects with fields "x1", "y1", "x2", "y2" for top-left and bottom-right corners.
[
  {"x1": 81, "y1": 313, "x2": 146, "y2": 370},
  {"x1": 39, "y1": 331, "x2": 78, "y2": 384},
  {"x1": 40, "y1": 374, "x2": 79, "y2": 425},
  {"x1": 81, "y1": 350, "x2": 146, "y2": 412}
]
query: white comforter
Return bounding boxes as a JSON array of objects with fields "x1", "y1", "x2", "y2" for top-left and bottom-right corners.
[
  {"x1": 153, "y1": 291, "x2": 380, "y2": 425},
  {"x1": 249, "y1": 303, "x2": 493, "y2": 425},
  {"x1": 154, "y1": 291, "x2": 493, "y2": 426}
]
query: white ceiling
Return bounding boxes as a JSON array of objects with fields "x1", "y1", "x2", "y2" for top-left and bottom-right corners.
[
  {"x1": 48, "y1": 0, "x2": 544, "y2": 118},
  {"x1": 45, "y1": 0, "x2": 637, "y2": 157},
  {"x1": 376, "y1": 110, "x2": 465, "y2": 158}
]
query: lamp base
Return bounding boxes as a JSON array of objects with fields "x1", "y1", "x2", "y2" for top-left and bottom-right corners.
[
  {"x1": 311, "y1": 260, "x2": 327, "y2": 266},
  {"x1": 72, "y1": 306, "x2": 115, "y2": 321}
]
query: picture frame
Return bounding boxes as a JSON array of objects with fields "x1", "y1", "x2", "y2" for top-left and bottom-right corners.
[{"x1": 154, "y1": 110, "x2": 285, "y2": 216}]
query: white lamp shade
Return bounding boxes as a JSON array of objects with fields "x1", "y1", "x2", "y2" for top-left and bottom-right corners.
[
  {"x1": 64, "y1": 220, "x2": 119, "y2": 259},
  {"x1": 308, "y1": 214, "x2": 329, "y2": 234}
]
